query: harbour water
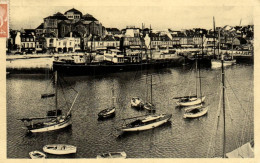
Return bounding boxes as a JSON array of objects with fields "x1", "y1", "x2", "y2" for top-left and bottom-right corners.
[{"x1": 7, "y1": 63, "x2": 253, "y2": 158}]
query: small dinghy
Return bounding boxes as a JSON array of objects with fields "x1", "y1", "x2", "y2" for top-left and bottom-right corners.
[
  {"x1": 43, "y1": 144, "x2": 77, "y2": 155},
  {"x1": 29, "y1": 151, "x2": 46, "y2": 159},
  {"x1": 98, "y1": 107, "x2": 116, "y2": 119},
  {"x1": 131, "y1": 97, "x2": 144, "y2": 108},
  {"x1": 96, "y1": 151, "x2": 127, "y2": 159},
  {"x1": 183, "y1": 106, "x2": 208, "y2": 118}
]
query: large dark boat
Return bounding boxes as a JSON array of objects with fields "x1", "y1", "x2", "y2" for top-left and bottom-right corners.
[{"x1": 52, "y1": 49, "x2": 187, "y2": 76}]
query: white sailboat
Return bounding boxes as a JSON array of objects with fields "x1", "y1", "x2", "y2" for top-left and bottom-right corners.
[
  {"x1": 19, "y1": 71, "x2": 79, "y2": 133},
  {"x1": 211, "y1": 18, "x2": 236, "y2": 68},
  {"x1": 214, "y1": 42, "x2": 253, "y2": 158},
  {"x1": 143, "y1": 74, "x2": 156, "y2": 112},
  {"x1": 175, "y1": 55, "x2": 206, "y2": 106},
  {"x1": 120, "y1": 114, "x2": 172, "y2": 132},
  {"x1": 98, "y1": 85, "x2": 116, "y2": 119}
]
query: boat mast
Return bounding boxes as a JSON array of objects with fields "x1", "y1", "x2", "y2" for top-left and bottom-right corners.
[
  {"x1": 195, "y1": 55, "x2": 198, "y2": 97},
  {"x1": 213, "y1": 16, "x2": 216, "y2": 59},
  {"x1": 221, "y1": 29, "x2": 226, "y2": 158},
  {"x1": 150, "y1": 74, "x2": 152, "y2": 104},
  {"x1": 55, "y1": 71, "x2": 58, "y2": 117},
  {"x1": 150, "y1": 24, "x2": 152, "y2": 60}
]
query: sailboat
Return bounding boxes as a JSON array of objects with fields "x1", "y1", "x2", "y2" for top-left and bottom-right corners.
[
  {"x1": 175, "y1": 54, "x2": 206, "y2": 106},
  {"x1": 211, "y1": 18, "x2": 236, "y2": 68},
  {"x1": 98, "y1": 85, "x2": 116, "y2": 119},
  {"x1": 19, "y1": 71, "x2": 79, "y2": 133},
  {"x1": 119, "y1": 114, "x2": 172, "y2": 132},
  {"x1": 143, "y1": 74, "x2": 156, "y2": 112},
  {"x1": 214, "y1": 44, "x2": 253, "y2": 158}
]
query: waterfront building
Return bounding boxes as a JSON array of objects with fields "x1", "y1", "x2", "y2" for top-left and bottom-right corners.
[
  {"x1": 20, "y1": 29, "x2": 36, "y2": 53},
  {"x1": 84, "y1": 35, "x2": 120, "y2": 51}
]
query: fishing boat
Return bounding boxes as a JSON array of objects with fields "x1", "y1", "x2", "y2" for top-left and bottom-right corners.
[
  {"x1": 183, "y1": 106, "x2": 208, "y2": 118},
  {"x1": 29, "y1": 151, "x2": 46, "y2": 159},
  {"x1": 120, "y1": 114, "x2": 172, "y2": 132},
  {"x1": 131, "y1": 97, "x2": 144, "y2": 108},
  {"x1": 18, "y1": 71, "x2": 79, "y2": 133},
  {"x1": 143, "y1": 74, "x2": 156, "y2": 112},
  {"x1": 96, "y1": 151, "x2": 127, "y2": 159},
  {"x1": 175, "y1": 54, "x2": 206, "y2": 106},
  {"x1": 43, "y1": 144, "x2": 77, "y2": 155}
]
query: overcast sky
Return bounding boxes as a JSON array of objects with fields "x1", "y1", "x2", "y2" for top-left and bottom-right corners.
[{"x1": 10, "y1": 0, "x2": 255, "y2": 30}]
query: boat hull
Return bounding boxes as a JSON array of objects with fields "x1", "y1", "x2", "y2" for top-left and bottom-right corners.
[
  {"x1": 53, "y1": 57, "x2": 184, "y2": 76},
  {"x1": 183, "y1": 107, "x2": 208, "y2": 118},
  {"x1": 96, "y1": 152, "x2": 127, "y2": 159},
  {"x1": 28, "y1": 117, "x2": 72, "y2": 133},
  {"x1": 29, "y1": 151, "x2": 46, "y2": 159},
  {"x1": 211, "y1": 59, "x2": 236, "y2": 68},
  {"x1": 121, "y1": 114, "x2": 171, "y2": 132},
  {"x1": 43, "y1": 144, "x2": 77, "y2": 155},
  {"x1": 176, "y1": 96, "x2": 206, "y2": 106}
]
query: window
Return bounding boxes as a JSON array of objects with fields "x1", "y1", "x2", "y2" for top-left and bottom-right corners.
[
  {"x1": 30, "y1": 38, "x2": 33, "y2": 42},
  {"x1": 26, "y1": 43, "x2": 29, "y2": 48},
  {"x1": 31, "y1": 43, "x2": 33, "y2": 47},
  {"x1": 26, "y1": 38, "x2": 29, "y2": 42}
]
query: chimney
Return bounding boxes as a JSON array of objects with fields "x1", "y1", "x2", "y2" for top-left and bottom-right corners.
[{"x1": 70, "y1": 32, "x2": 72, "y2": 38}]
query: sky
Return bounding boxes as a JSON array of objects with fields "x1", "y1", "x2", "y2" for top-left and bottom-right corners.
[{"x1": 9, "y1": 0, "x2": 255, "y2": 30}]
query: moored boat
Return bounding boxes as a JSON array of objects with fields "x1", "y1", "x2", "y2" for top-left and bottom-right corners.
[
  {"x1": 131, "y1": 97, "x2": 144, "y2": 108},
  {"x1": 43, "y1": 144, "x2": 77, "y2": 155},
  {"x1": 18, "y1": 71, "x2": 79, "y2": 133},
  {"x1": 29, "y1": 151, "x2": 46, "y2": 159},
  {"x1": 176, "y1": 96, "x2": 206, "y2": 106},
  {"x1": 96, "y1": 151, "x2": 127, "y2": 159},
  {"x1": 143, "y1": 102, "x2": 156, "y2": 111},
  {"x1": 120, "y1": 114, "x2": 172, "y2": 132},
  {"x1": 183, "y1": 106, "x2": 208, "y2": 118},
  {"x1": 98, "y1": 107, "x2": 116, "y2": 119},
  {"x1": 211, "y1": 58, "x2": 236, "y2": 68}
]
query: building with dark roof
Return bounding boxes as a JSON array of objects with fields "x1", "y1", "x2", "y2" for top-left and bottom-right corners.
[{"x1": 64, "y1": 8, "x2": 83, "y2": 20}]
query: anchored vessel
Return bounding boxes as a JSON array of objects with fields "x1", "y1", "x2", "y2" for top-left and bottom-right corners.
[
  {"x1": 18, "y1": 71, "x2": 79, "y2": 133},
  {"x1": 96, "y1": 152, "x2": 127, "y2": 159},
  {"x1": 43, "y1": 144, "x2": 77, "y2": 155},
  {"x1": 174, "y1": 55, "x2": 206, "y2": 106},
  {"x1": 29, "y1": 151, "x2": 46, "y2": 159},
  {"x1": 120, "y1": 114, "x2": 172, "y2": 132}
]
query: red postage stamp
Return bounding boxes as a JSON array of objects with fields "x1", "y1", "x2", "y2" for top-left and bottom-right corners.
[{"x1": 0, "y1": 3, "x2": 8, "y2": 37}]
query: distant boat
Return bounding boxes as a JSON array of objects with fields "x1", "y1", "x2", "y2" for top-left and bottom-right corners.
[
  {"x1": 43, "y1": 144, "x2": 77, "y2": 155},
  {"x1": 29, "y1": 151, "x2": 46, "y2": 159},
  {"x1": 183, "y1": 106, "x2": 208, "y2": 118},
  {"x1": 211, "y1": 20, "x2": 236, "y2": 68},
  {"x1": 18, "y1": 71, "x2": 79, "y2": 133},
  {"x1": 211, "y1": 58, "x2": 236, "y2": 68},
  {"x1": 131, "y1": 97, "x2": 144, "y2": 108},
  {"x1": 120, "y1": 114, "x2": 172, "y2": 132},
  {"x1": 96, "y1": 151, "x2": 127, "y2": 159}
]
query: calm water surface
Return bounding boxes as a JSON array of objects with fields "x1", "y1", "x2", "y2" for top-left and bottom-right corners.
[{"x1": 7, "y1": 63, "x2": 254, "y2": 158}]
